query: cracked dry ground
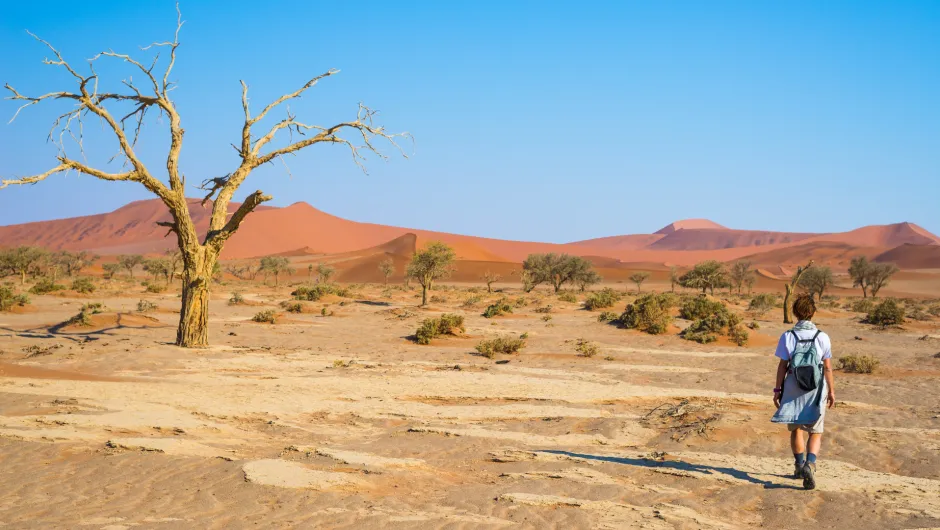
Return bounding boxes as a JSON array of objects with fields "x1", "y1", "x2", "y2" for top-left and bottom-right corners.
[{"x1": 0, "y1": 286, "x2": 938, "y2": 529}]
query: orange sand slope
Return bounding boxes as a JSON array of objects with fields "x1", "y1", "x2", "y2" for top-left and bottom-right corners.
[{"x1": 0, "y1": 198, "x2": 938, "y2": 269}]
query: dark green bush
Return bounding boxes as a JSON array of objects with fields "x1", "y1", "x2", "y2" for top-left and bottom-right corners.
[
  {"x1": 483, "y1": 297, "x2": 513, "y2": 318},
  {"x1": 619, "y1": 293, "x2": 675, "y2": 335},
  {"x1": 29, "y1": 279, "x2": 65, "y2": 295},
  {"x1": 71, "y1": 277, "x2": 95, "y2": 294},
  {"x1": 866, "y1": 299, "x2": 905, "y2": 328},
  {"x1": 852, "y1": 298, "x2": 876, "y2": 314},
  {"x1": 584, "y1": 288, "x2": 622, "y2": 311},
  {"x1": 228, "y1": 291, "x2": 245, "y2": 305},
  {"x1": 680, "y1": 295, "x2": 725, "y2": 321},
  {"x1": 252, "y1": 310, "x2": 278, "y2": 323},
  {"x1": 0, "y1": 285, "x2": 29, "y2": 311},
  {"x1": 475, "y1": 336, "x2": 526, "y2": 358},
  {"x1": 292, "y1": 284, "x2": 348, "y2": 301},
  {"x1": 557, "y1": 291, "x2": 578, "y2": 303},
  {"x1": 680, "y1": 300, "x2": 748, "y2": 346},
  {"x1": 597, "y1": 311, "x2": 619, "y2": 323},
  {"x1": 415, "y1": 313, "x2": 466, "y2": 344}
]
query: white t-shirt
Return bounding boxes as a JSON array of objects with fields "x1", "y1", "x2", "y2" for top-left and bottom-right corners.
[{"x1": 774, "y1": 326, "x2": 832, "y2": 362}]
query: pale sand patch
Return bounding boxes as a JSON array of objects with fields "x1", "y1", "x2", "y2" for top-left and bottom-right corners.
[
  {"x1": 106, "y1": 437, "x2": 232, "y2": 459},
  {"x1": 498, "y1": 493, "x2": 739, "y2": 529},
  {"x1": 310, "y1": 447, "x2": 424, "y2": 468},
  {"x1": 408, "y1": 425, "x2": 649, "y2": 447},
  {"x1": 500, "y1": 468, "x2": 621, "y2": 485},
  {"x1": 242, "y1": 459, "x2": 362, "y2": 489},
  {"x1": 607, "y1": 346, "x2": 761, "y2": 358},
  {"x1": 598, "y1": 364, "x2": 711, "y2": 373}
]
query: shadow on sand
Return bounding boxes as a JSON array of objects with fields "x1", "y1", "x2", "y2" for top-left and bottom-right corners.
[{"x1": 541, "y1": 450, "x2": 802, "y2": 490}]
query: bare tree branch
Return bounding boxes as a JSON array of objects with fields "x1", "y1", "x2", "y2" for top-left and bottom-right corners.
[{"x1": 205, "y1": 190, "x2": 272, "y2": 251}]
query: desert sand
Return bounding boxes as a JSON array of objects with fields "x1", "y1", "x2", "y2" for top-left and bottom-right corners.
[{"x1": 1, "y1": 277, "x2": 939, "y2": 529}]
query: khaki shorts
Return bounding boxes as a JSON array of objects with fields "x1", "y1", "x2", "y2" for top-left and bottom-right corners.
[{"x1": 787, "y1": 416, "x2": 824, "y2": 434}]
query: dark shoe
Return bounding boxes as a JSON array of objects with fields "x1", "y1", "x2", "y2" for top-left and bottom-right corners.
[
  {"x1": 802, "y1": 462, "x2": 816, "y2": 490},
  {"x1": 794, "y1": 463, "x2": 802, "y2": 478}
]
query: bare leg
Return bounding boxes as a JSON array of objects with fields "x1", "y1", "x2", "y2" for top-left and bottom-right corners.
[
  {"x1": 807, "y1": 433, "x2": 822, "y2": 456},
  {"x1": 790, "y1": 430, "x2": 806, "y2": 455}
]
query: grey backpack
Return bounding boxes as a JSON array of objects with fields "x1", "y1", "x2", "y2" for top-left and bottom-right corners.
[{"x1": 788, "y1": 330, "x2": 822, "y2": 392}]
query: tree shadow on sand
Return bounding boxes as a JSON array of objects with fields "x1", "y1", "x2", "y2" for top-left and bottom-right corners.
[
  {"x1": 0, "y1": 313, "x2": 169, "y2": 345},
  {"x1": 540, "y1": 450, "x2": 802, "y2": 490}
]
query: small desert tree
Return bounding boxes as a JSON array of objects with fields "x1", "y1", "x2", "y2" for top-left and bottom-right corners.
[
  {"x1": 799, "y1": 266, "x2": 833, "y2": 300},
  {"x1": 379, "y1": 258, "x2": 395, "y2": 286},
  {"x1": 260, "y1": 256, "x2": 291, "y2": 287},
  {"x1": 407, "y1": 242, "x2": 455, "y2": 306},
  {"x1": 629, "y1": 272, "x2": 650, "y2": 294},
  {"x1": 143, "y1": 257, "x2": 170, "y2": 283},
  {"x1": 58, "y1": 250, "x2": 99, "y2": 277},
  {"x1": 679, "y1": 260, "x2": 728, "y2": 295},
  {"x1": 102, "y1": 263, "x2": 120, "y2": 280},
  {"x1": 867, "y1": 262, "x2": 899, "y2": 298},
  {"x1": 482, "y1": 270, "x2": 501, "y2": 293},
  {"x1": 575, "y1": 269, "x2": 602, "y2": 292},
  {"x1": 522, "y1": 253, "x2": 593, "y2": 293},
  {"x1": 849, "y1": 256, "x2": 871, "y2": 298},
  {"x1": 1, "y1": 8, "x2": 408, "y2": 346},
  {"x1": 729, "y1": 260, "x2": 754, "y2": 295},
  {"x1": 0, "y1": 246, "x2": 47, "y2": 285},
  {"x1": 118, "y1": 255, "x2": 144, "y2": 278},
  {"x1": 783, "y1": 261, "x2": 813, "y2": 324},
  {"x1": 307, "y1": 264, "x2": 314, "y2": 278},
  {"x1": 669, "y1": 266, "x2": 680, "y2": 292},
  {"x1": 316, "y1": 262, "x2": 336, "y2": 284}
]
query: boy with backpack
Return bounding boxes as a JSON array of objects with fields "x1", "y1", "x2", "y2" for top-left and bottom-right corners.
[{"x1": 771, "y1": 294, "x2": 836, "y2": 490}]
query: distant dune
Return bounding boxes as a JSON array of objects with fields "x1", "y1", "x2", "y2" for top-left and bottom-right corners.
[{"x1": 1, "y1": 198, "x2": 938, "y2": 270}]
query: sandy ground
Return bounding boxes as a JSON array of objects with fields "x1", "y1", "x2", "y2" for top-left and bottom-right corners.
[{"x1": 0, "y1": 282, "x2": 938, "y2": 529}]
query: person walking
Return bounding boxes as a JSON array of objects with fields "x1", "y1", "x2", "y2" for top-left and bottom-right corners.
[{"x1": 771, "y1": 294, "x2": 836, "y2": 490}]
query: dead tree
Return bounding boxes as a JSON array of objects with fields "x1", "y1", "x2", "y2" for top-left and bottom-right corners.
[
  {"x1": 1, "y1": 7, "x2": 409, "y2": 347},
  {"x1": 783, "y1": 261, "x2": 813, "y2": 324}
]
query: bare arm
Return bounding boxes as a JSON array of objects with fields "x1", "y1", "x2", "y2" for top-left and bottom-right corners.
[
  {"x1": 823, "y1": 358, "x2": 835, "y2": 408},
  {"x1": 773, "y1": 359, "x2": 788, "y2": 408}
]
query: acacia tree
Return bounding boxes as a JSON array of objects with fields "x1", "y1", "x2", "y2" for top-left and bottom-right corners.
[
  {"x1": 629, "y1": 272, "x2": 650, "y2": 294},
  {"x1": 522, "y1": 253, "x2": 593, "y2": 293},
  {"x1": 783, "y1": 260, "x2": 813, "y2": 324},
  {"x1": 260, "y1": 256, "x2": 291, "y2": 287},
  {"x1": 798, "y1": 266, "x2": 833, "y2": 300},
  {"x1": 316, "y1": 263, "x2": 336, "y2": 284},
  {"x1": 729, "y1": 260, "x2": 753, "y2": 295},
  {"x1": 575, "y1": 269, "x2": 602, "y2": 292},
  {"x1": 481, "y1": 270, "x2": 501, "y2": 293},
  {"x1": 58, "y1": 250, "x2": 99, "y2": 277},
  {"x1": 1, "y1": 10, "x2": 407, "y2": 346},
  {"x1": 678, "y1": 260, "x2": 727, "y2": 295},
  {"x1": 407, "y1": 242, "x2": 455, "y2": 306},
  {"x1": 669, "y1": 266, "x2": 680, "y2": 292},
  {"x1": 378, "y1": 258, "x2": 395, "y2": 286},
  {"x1": 0, "y1": 246, "x2": 47, "y2": 285},
  {"x1": 118, "y1": 255, "x2": 144, "y2": 278}
]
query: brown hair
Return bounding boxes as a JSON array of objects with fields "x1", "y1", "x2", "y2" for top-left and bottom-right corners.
[{"x1": 792, "y1": 294, "x2": 817, "y2": 321}]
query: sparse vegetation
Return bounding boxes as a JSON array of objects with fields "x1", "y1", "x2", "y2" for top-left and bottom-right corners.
[
  {"x1": 118, "y1": 254, "x2": 144, "y2": 278},
  {"x1": 597, "y1": 311, "x2": 618, "y2": 323},
  {"x1": 629, "y1": 272, "x2": 650, "y2": 294},
  {"x1": 70, "y1": 277, "x2": 96, "y2": 294},
  {"x1": 799, "y1": 266, "x2": 834, "y2": 300},
  {"x1": 321, "y1": 306, "x2": 334, "y2": 317},
  {"x1": 620, "y1": 293, "x2": 675, "y2": 334},
  {"x1": 475, "y1": 336, "x2": 527, "y2": 358},
  {"x1": 839, "y1": 354, "x2": 880, "y2": 374},
  {"x1": 292, "y1": 284, "x2": 347, "y2": 301},
  {"x1": 0, "y1": 246, "x2": 48, "y2": 285},
  {"x1": 483, "y1": 297, "x2": 513, "y2": 318},
  {"x1": 534, "y1": 304, "x2": 554, "y2": 314},
  {"x1": 482, "y1": 271, "x2": 501, "y2": 293},
  {"x1": 584, "y1": 288, "x2": 622, "y2": 311},
  {"x1": 407, "y1": 242, "x2": 456, "y2": 306},
  {"x1": 748, "y1": 293, "x2": 776, "y2": 316},
  {"x1": 260, "y1": 256, "x2": 292, "y2": 287},
  {"x1": 522, "y1": 253, "x2": 595, "y2": 293},
  {"x1": 29, "y1": 278, "x2": 66, "y2": 295},
  {"x1": 513, "y1": 296, "x2": 529, "y2": 308},
  {"x1": 65, "y1": 302, "x2": 104, "y2": 327},
  {"x1": 136, "y1": 299, "x2": 158, "y2": 312},
  {"x1": 462, "y1": 295, "x2": 483, "y2": 308},
  {"x1": 575, "y1": 338, "x2": 599, "y2": 357},
  {"x1": 679, "y1": 261, "x2": 728, "y2": 295},
  {"x1": 252, "y1": 310, "x2": 278, "y2": 324},
  {"x1": 415, "y1": 313, "x2": 466, "y2": 344},
  {"x1": 849, "y1": 256, "x2": 899, "y2": 298},
  {"x1": 866, "y1": 298, "x2": 905, "y2": 328},
  {"x1": 0, "y1": 285, "x2": 29, "y2": 311},
  {"x1": 102, "y1": 263, "x2": 121, "y2": 280},
  {"x1": 679, "y1": 295, "x2": 725, "y2": 321},
  {"x1": 145, "y1": 283, "x2": 166, "y2": 294},
  {"x1": 282, "y1": 301, "x2": 304, "y2": 313},
  {"x1": 729, "y1": 260, "x2": 754, "y2": 295},
  {"x1": 228, "y1": 291, "x2": 246, "y2": 305},
  {"x1": 557, "y1": 291, "x2": 577, "y2": 303},
  {"x1": 680, "y1": 299, "x2": 748, "y2": 346},
  {"x1": 379, "y1": 258, "x2": 395, "y2": 286},
  {"x1": 316, "y1": 263, "x2": 336, "y2": 284}
]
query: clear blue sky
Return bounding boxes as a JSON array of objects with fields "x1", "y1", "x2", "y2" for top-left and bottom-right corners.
[{"x1": 1, "y1": 0, "x2": 938, "y2": 241}]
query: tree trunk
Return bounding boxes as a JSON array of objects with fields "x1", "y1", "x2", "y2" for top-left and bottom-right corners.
[
  {"x1": 783, "y1": 284, "x2": 794, "y2": 324},
  {"x1": 176, "y1": 249, "x2": 217, "y2": 348},
  {"x1": 421, "y1": 284, "x2": 428, "y2": 306},
  {"x1": 21, "y1": 271, "x2": 26, "y2": 285}
]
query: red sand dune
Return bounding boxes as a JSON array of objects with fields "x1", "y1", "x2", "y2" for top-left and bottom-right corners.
[
  {"x1": 874, "y1": 244, "x2": 940, "y2": 270},
  {"x1": 739, "y1": 242, "x2": 885, "y2": 269},
  {"x1": 1, "y1": 198, "x2": 938, "y2": 270}
]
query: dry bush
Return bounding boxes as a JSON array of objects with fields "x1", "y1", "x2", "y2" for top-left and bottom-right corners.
[
  {"x1": 747, "y1": 321, "x2": 760, "y2": 330},
  {"x1": 839, "y1": 354, "x2": 879, "y2": 374},
  {"x1": 575, "y1": 338, "x2": 599, "y2": 357},
  {"x1": 430, "y1": 294, "x2": 448, "y2": 304},
  {"x1": 321, "y1": 306, "x2": 334, "y2": 317},
  {"x1": 597, "y1": 311, "x2": 619, "y2": 323},
  {"x1": 513, "y1": 296, "x2": 529, "y2": 308},
  {"x1": 680, "y1": 295, "x2": 725, "y2": 321},
  {"x1": 642, "y1": 399, "x2": 722, "y2": 441},
  {"x1": 29, "y1": 279, "x2": 65, "y2": 295},
  {"x1": 136, "y1": 299, "x2": 157, "y2": 313},
  {"x1": 145, "y1": 283, "x2": 165, "y2": 294},
  {"x1": 65, "y1": 303, "x2": 103, "y2": 327},
  {"x1": 866, "y1": 299, "x2": 905, "y2": 328},
  {"x1": 280, "y1": 301, "x2": 304, "y2": 313},
  {"x1": 415, "y1": 313, "x2": 466, "y2": 344},
  {"x1": 620, "y1": 293, "x2": 675, "y2": 335},
  {"x1": 252, "y1": 310, "x2": 278, "y2": 324},
  {"x1": 228, "y1": 291, "x2": 246, "y2": 305},
  {"x1": 462, "y1": 295, "x2": 483, "y2": 308},
  {"x1": 70, "y1": 277, "x2": 96, "y2": 294},
  {"x1": 680, "y1": 299, "x2": 748, "y2": 346},
  {"x1": 475, "y1": 336, "x2": 527, "y2": 358},
  {"x1": 584, "y1": 288, "x2": 622, "y2": 311},
  {"x1": 748, "y1": 293, "x2": 776, "y2": 316},
  {"x1": 557, "y1": 291, "x2": 578, "y2": 303},
  {"x1": 534, "y1": 304, "x2": 553, "y2": 314},
  {"x1": 292, "y1": 284, "x2": 348, "y2": 301},
  {"x1": 483, "y1": 297, "x2": 513, "y2": 318},
  {"x1": 851, "y1": 298, "x2": 876, "y2": 314},
  {"x1": 541, "y1": 315, "x2": 552, "y2": 322},
  {"x1": 0, "y1": 285, "x2": 29, "y2": 311}
]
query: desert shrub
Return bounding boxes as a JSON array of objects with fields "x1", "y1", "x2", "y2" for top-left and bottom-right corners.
[
  {"x1": 747, "y1": 321, "x2": 760, "y2": 330},
  {"x1": 321, "y1": 306, "x2": 334, "y2": 317},
  {"x1": 415, "y1": 313, "x2": 466, "y2": 344},
  {"x1": 597, "y1": 311, "x2": 618, "y2": 323},
  {"x1": 557, "y1": 291, "x2": 578, "y2": 303},
  {"x1": 29, "y1": 279, "x2": 66, "y2": 295},
  {"x1": 136, "y1": 299, "x2": 157, "y2": 313},
  {"x1": 680, "y1": 300, "x2": 748, "y2": 346},
  {"x1": 228, "y1": 291, "x2": 245, "y2": 305},
  {"x1": 145, "y1": 283, "x2": 165, "y2": 293},
  {"x1": 839, "y1": 354, "x2": 880, "y2": 374},
  {"x1": 430, "y1": 294, "x2": 448, "y2": 303},
  {"x1": 928, "y1": 304, "x2": 940, "y2": 317},
  {"x1": 252, "y1": 310, "x2": 278, "y2": 324},
  {"x1": 514, "y1": 296, "x2": 529, "y2": 308},
  {"x1": 482, "y1": 297, "x2": 513, "y2": 318},
  {"x1": 0, "y1": 285, "x2": 30, "y2": 311},
  {"x1": 292, "y1": 284, "x2": 346, "y2": 301},
  {"x1": 462, "y1": 295, "x2": 483, "y2": 308},
  {"x1": 541, "y1": 315, "x2": 552, "y2": 322},
  {"x1": 907, "y1": 307, "x2": 932, "y2": 321},
  {"x1": 866, "y1": 299, "x2": 905, "y2": 328},
  {"x1": 575, "y1": 338, "x2": 599, "y2": 357},
  {"x1": 282, "y1": 301, "x2": 304, "y2": 313},
  {"x1": 65, "y1": 303, "x2": 103, "y2": 327},
  {"x1": 475, "y1": 336, "x2": 527, "y2": 358},
  {"x1": 534, "y1": 304, "x2": 553, "y2": 314},
  {"x1": 81, "y1": 302, "x2": 104, "y2": 314},
  {"x1": 680, "y1": 295, "x2": 725, "y2": 321},
  {"x1": 584, "y1": 288, "x2": 622, "y2": 311},
  {"x1": 748, "y1": 293, "x2": 776, "y2": 315},
  {"x1": 70, "y1": 277, "x2": 96, "y2": 294},
  {"x1": 619, "y1": 293, "x2": 675, "y2": 335},
  {"x1": 851, "y1": 298, "x2": 875, "y2": 314}
]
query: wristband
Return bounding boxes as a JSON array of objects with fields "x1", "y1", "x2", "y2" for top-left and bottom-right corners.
[{"x1": 773, "y1": 387, "x2": 782, "y2": 393}]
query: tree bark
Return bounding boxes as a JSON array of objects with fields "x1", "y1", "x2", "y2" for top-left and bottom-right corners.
[
  {"x1": 783, "y1": 261, "x2": 813, "y2": 324},
  {"x1": 421, "y1": 284, "x2": 428, "y2": 306},
  {"x1": 177, "y1": 274, "x2": 211, "y2": 347}
]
